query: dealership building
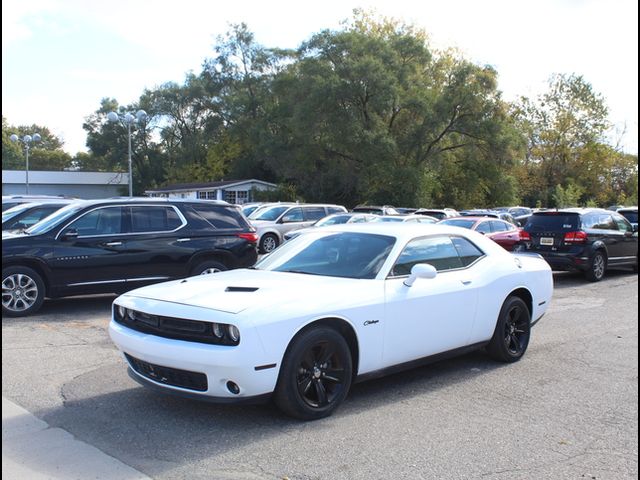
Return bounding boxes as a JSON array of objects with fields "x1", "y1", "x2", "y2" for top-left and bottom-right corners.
[
  {"x1": 2, "y1": 170, "x2": 129, "y2": 198},
  {"x1": 145, "y1": 179, "x2": 277, "y2": 204}
]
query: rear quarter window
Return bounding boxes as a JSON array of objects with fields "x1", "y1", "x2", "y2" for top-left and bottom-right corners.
[{"x1": 190, "y1": 204, "x2": 249, "y2": 230}]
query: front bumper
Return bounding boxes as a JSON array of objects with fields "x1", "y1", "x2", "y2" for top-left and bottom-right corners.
[{"x1": 109, "y1": 320, "x2": 279, "y2": 401}]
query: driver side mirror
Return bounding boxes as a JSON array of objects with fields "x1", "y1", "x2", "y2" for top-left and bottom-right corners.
[
  {"x1": 403, "y1": 263, "x2": 437, "y2": 287},
  {"x1": 60, "y1": 228, "x2": 79, "y2": 241}
]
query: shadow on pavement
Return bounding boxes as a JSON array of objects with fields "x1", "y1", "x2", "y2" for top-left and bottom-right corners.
[{"x1": 33, "y1": 350, "x2": 506, "y2": 476}]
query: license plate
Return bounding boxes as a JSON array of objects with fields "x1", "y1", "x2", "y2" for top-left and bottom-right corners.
[{"x1": 540, "y1": 237, "x2": 554, "y2": 246}]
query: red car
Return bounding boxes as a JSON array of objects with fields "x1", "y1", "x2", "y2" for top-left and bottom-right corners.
[{"x1": 439, "y1": 216, "x2": 523, "y2": 251}]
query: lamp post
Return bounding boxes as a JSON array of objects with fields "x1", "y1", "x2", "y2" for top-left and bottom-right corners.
[
  {"x1": 10, "y1": 133, "x2": 41, "y2": 194},
  {"x1": 107, "y1": 110, "x2": 147, "y2": 197}
]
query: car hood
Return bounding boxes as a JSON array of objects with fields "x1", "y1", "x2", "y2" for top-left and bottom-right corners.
[
  {"x1": 121, "y1": 269, "x2": 353, "y2": 315},
  {"x1": 2, "y1": 231, "x2": 29, "y2": 240}
]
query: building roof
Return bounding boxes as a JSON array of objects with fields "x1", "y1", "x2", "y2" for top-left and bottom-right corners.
[{"x1": 145, "y1": 179, "x2": 277, "y2": 194}]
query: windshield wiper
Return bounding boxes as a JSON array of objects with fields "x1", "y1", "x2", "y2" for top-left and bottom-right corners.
[{"x1": 280, "y1": 269, "x2": 323, "y2": 276}]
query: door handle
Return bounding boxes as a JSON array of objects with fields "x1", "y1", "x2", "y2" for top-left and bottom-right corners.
[
  {"x1": 104, "y1": 241, "x2": 123, "y2": 247},
  {"x1": 461, "y1": 280, "x2": 472, "y2": 285},
  {"x1": 177, "y1": 238, "x2": 191, "y2": 242}
]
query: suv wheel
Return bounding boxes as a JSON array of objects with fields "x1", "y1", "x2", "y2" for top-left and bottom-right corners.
[
  {"x1": 585, "y1": 251, "x2": 606, "y2": 282},
  {"x1": 2, "y1": 266, "x2": 46, "y2": 317},
  {"x1": 260, "y1": 234, "x2": 279, "y2": 254},
  {"x1": 191, "y1": 260, "x2": 227, "y2": 276}
]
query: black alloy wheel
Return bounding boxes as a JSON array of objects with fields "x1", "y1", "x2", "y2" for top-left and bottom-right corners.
[
  {"x1": 487, "y1": 296, "x2": 531, "y2": 363},
  {"x1": 274, "y1": 327, "x2": 352, "y2": 420}
]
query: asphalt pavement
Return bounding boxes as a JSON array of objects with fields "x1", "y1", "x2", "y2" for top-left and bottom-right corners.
[{"x1": 2, "y1": 270, "x2": 638, "y2": 479}]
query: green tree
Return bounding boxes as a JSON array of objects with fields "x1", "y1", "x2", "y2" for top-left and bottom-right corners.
[{"x1": 2, "y1": 117, "x2": 72, "y2": 170}]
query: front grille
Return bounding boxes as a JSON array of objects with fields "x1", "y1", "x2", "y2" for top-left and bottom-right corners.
[
  {"x1": 114, "y1": 309, "x2": 236, "y2": 345},
  {"x1": 125, "y1": 353, "x2": 208, "y2": 391}
]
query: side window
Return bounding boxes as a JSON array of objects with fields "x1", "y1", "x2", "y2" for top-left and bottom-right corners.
[
  {"x1": 490, "y1": 221, "x2": 509, "y2": 232},
  {"x1": 130, "y1": 206, "x2": 182, "y2": 233},
  {"x1": 581, "y1": 215, "x2": 596, "y2": 229},
  {"x1": 281, "y1": 207, "x2": 304, "y2": 223},
  {"x1": 304, "y1": 207, "x2": 327, "y2": 221},
  {"x1": 613, "y1": 214, "x2": 631, "y2": 233},
  {"x1": 594, "y1": 214, "x2": 617, "y2": 230},
  {"x1": 191, "y1": 204, "x2": 247, "y2": 229},
  {"x1": 327, "y1": 206, "x2": 346, "y2": 214},
  {"x1": 68, "y1": 207, "x2": 125, "y2": 236},
  {"x1": 392, "y1": 236, "x2": 463, "y2": 276},
  {"x1": 476, "y1": 222, "x2": 492, "y2": 234},
  {"x1": 451, "y1": 237, "x2": 485, "y2": 267}
]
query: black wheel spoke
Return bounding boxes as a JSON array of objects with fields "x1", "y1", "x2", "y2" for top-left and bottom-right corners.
[
  {"x1": 314, "y1": 379, "x2": 328, "y2": 406},
  {"x1": 318, "y1": 343, "x2": 336, "y2": 364},
  {"x1": 323, "y1": 368, "x2": 345, "y2": 384},
  {"x1": 298, "y1": 376, "x2": 313, "y2": 394}
]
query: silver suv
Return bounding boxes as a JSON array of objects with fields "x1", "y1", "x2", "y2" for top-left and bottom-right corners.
[{"x1": 250, "y1": 203, "x2": 347, "y2": 253}]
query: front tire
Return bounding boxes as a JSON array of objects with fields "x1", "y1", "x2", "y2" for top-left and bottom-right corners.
[
  {"x1": 584, "y1": 251, "x2": 606, "y2": 282},
  {"x1": 2, "y1": 266, "x2": 46, "y2": 317},
  {"x1": 487, "y1": 296, "x2": 531, "y2": 363},
  {"x1": 274, "y1": 327, "x2": 353, "y2": 420}
]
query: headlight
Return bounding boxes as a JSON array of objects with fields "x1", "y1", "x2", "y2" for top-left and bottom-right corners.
[
  {"x1": 116, "y1": 304, "x2": 127, "y2": 319},
  {"x1": 227, "y1": 325, "x2": 240, "y2": 342},
  {"x1": 212, "y1": 323, "x2": 225, "y2": 339}
]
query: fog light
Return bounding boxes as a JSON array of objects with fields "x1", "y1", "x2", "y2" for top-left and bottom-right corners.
[{"x1": 226, "y1": 381, "x2": 240, "y2": 395}]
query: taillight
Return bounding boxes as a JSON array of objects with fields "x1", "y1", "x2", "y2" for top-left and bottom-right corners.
[
  {"x1": 237, "y1": 232, "x2": 258, "y2": 243},
  {"x1": 519, "y1": 229, "x2": 531, "y2": 241},
  {"x1": 563, "y1": 231, "x2": 587, "y2": 244}
]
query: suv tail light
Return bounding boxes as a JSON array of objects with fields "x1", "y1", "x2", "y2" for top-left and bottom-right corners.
[
  {"x1": 519, "y1": 229, "x2": 531, "y2": 242},
  {"x1": 237, "y1": 232, "x2": 258, "y2": 243},
  {"x1": 563, "y1": 231, "x2": 587, "y2": 244}
]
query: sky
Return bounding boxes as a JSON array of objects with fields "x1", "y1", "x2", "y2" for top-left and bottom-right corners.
[{"x1": 2, "y1": 0, "x2": 638, "y2": 155}]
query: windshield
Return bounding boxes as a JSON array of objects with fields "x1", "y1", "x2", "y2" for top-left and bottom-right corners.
[
  {"x1": 255, "y1": 231, "x2": 396, "y2": 279},
  {"x1": 439, "y1": 219, "x2": 477, "y2": 229},
  {"x1": 2, "y1": 203, "x2": 33, "y2": 222},
  {"x1": 315, "y1": 215, "x2": 353, "y2": 226},
  {"x1": 620, "y1": 211, "x2": 638, "y2": 223},
  {"x1": 375, "y1": 217, "x2": 404, "y2": 222},
  {"x1": 241, "y1": 205, "x2": 260, "y2": 217},
  {"x1": 250, "y1": 205, "x2": 290, "y2": 221},
  {"x1": 25, "y1": 203, "x2": 85, "y2": 235}
]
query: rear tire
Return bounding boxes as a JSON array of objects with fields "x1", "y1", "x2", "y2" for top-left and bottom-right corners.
[
  {"x1": 2, "y1": 266, "x2": 46, "y2": 317},
  {"x1": 274, "y1": 327, "x2": 352, "y2": 420},
  {"x1": 190, "y1": 260, "x2": 227, "y2": 276},
  {"x1": 584, "y1": 251, "x2": 606, "y2": 282},
  {"x1": 260, "y1": 234, "x2": 279, "y2": 254},
  {"x1": 487, "y1": 296, "x2": 531, "y2": 363}
]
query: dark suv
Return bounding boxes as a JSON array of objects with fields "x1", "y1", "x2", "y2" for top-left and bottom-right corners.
[
  {"x1": 2, "y1": 198, "x2": 258, "y2": 316},
  {"x1": 519, "y1": 208, "x2": 638, "y2": 281}
]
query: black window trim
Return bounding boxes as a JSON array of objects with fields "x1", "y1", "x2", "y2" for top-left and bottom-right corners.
[
  {"x1": 385, "y1": 234, "x2": 487, "y2": 279},
  {"x1": 55, "y1": 204, "x2": 187, "y2": 240}
]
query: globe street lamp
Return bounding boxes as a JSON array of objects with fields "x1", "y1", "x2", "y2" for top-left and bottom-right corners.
[
  {"x1": 10, "y1": 133, "x2": 41, "y2": 194},
  {"x1": 107, "y1": 110, "x2": 147, "y2": 197}
]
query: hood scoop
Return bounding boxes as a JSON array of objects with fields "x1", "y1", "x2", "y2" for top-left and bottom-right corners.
[{"x1": 225, "y1": 286, "x2": 260, "y2": 292}]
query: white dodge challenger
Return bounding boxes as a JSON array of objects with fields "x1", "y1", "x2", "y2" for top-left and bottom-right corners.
[{"x1": 109, "y1": 223, "x2": 553, "y2": 420}]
